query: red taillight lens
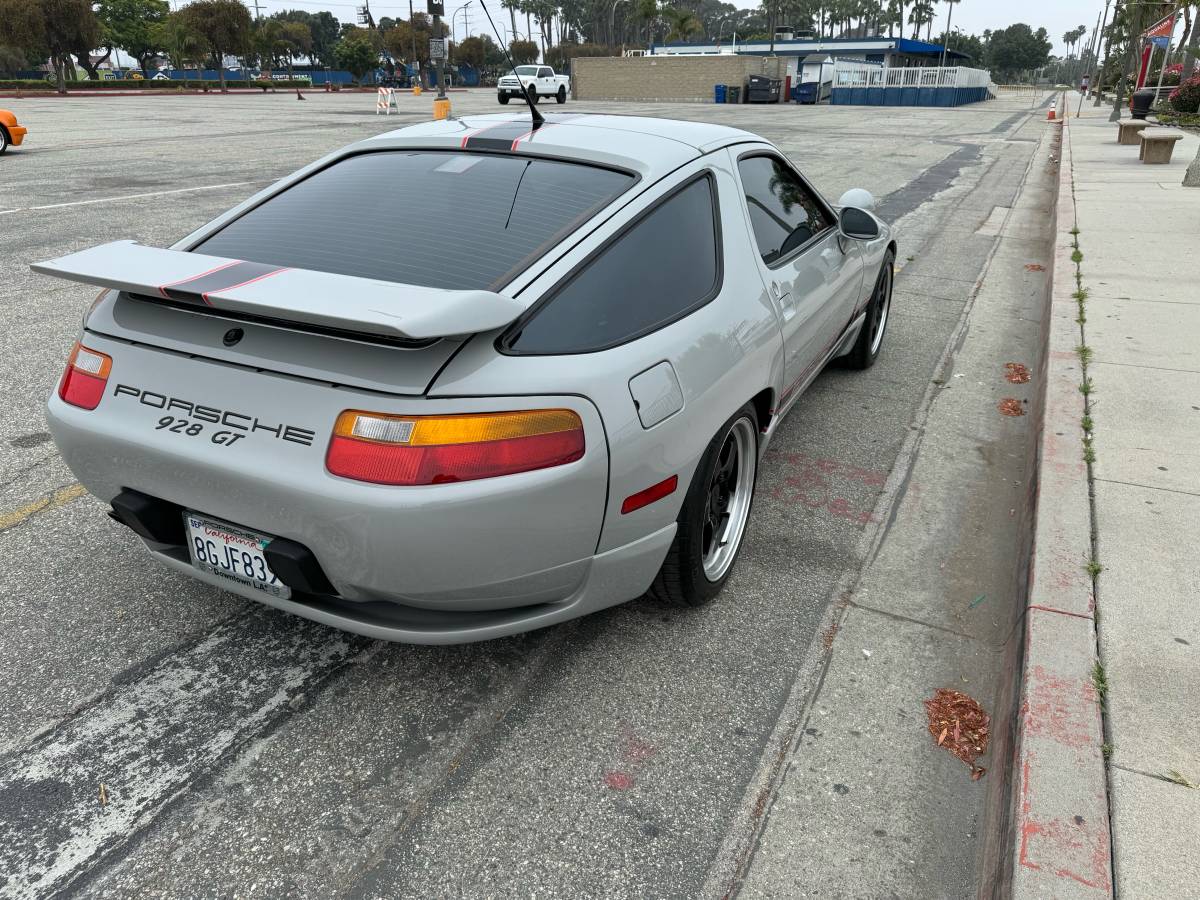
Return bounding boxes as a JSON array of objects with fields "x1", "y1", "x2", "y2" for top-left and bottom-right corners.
[
  {"x1": 326, "y1": 409, "x2": 585, "y2": 485},
  {"x1": 58, "y1": 342, "x2": 112, "y2": 410}
]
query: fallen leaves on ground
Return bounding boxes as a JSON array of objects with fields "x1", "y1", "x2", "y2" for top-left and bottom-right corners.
[
  {"x1": 1024, "y1": 263, "x2": 1046, "y2": 272},
  {"x1": 998, "y1": 398, "x2": 1026, "y2": 417},
  {"x1": 1004, "y1": 362, "x2": 1031, "y2": 384},
  {"x1": 924, "y1": 688, "x2": 990, "y2": 779}
]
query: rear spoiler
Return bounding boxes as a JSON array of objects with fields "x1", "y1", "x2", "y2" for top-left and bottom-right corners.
[{"x1": 31, "y1": 240, "x2": 527, "y2": 341}]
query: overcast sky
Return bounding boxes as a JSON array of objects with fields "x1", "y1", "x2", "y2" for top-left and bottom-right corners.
[{"x1": 235, "y1": 0, "x2": 1120, "y2": 56}]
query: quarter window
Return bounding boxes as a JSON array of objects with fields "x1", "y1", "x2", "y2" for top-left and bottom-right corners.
[
  {"x1": 506, "y1": 175, "x2": 721, "y2": 354},
  {"x1": 738, "y1": 155, "x2": 831, "y2": 265}
]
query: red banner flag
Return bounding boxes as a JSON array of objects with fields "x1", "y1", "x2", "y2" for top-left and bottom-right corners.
[{"x1": 1144, "y1": 14, "x2": 1175, "y2": 39}]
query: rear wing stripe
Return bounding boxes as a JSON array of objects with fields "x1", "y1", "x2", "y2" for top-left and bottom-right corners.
[
  {"x1": 31, "y1": 240, "x2": 527, "y2": 341},
  {"x1": 160, "y1": 261, "x2": 286, "y2": 306}
]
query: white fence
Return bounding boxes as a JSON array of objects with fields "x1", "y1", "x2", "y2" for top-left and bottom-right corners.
[{"x1": 833, "y1": 65, "x2": 991, "y2": 90}]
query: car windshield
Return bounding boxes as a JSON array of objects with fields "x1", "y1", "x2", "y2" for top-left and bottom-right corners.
[
  {"x1": 514, "y1": 66, "x2": 538, "y2": 76},
  {"x1": 195, "y1": 151, "x2": 633, "y2": 291}
]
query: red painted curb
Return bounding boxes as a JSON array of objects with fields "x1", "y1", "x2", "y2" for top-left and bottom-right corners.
[{"x1": 1010, "y1": 109, "x2": 1114, "y2": 899}]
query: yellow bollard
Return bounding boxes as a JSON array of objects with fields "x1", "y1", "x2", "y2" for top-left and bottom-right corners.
[
  {"x1": 433, "y1": 98, "x2": 451, "y2": 120},
  {"x1": 412, "y1": 84, "x2": 422, "y2": 96}
]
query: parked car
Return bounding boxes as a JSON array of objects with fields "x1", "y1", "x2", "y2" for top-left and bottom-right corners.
[
  {"x1": 497, "y1": 65, "x2": 569, "y2": 104},
  {"x1": 33, "y1": 112, "x2": 893, "y2": 644},
  {"x1": 0, "y1": 109, "x2": 28, "y2": 154}
]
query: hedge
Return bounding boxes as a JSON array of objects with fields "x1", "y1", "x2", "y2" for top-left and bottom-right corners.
[{"x1": 0, "y1": 78, "x2": 313, "y2": 92}]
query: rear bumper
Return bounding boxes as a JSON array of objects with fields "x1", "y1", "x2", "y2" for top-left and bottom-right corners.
[
  {"x1": 46, "y1": 333, "x2": 649, "y2": 638},
  {"x1": 142, "y1": 521, "x2": 673, "y2": 644}
]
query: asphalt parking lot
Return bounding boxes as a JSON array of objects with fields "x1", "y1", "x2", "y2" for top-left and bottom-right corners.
[{"x1": 1, "y1": 87, "x2": 1054, "y2": 898}]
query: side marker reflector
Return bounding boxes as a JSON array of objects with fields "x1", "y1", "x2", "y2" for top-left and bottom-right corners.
[{"x1": 621, "y1": 475, "x2": 678, "y2": 514}]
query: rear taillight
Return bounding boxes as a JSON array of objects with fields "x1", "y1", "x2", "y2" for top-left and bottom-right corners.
[
  {"x1": 58, "y1": 342, "x2": 112, "y2": 410},
  {"x1": 326, "y1": 409, "x2": 585, "y2": 485}
]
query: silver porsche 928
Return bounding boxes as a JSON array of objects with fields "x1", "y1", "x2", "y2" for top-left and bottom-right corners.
[{"x1": 36, "y1": 112, "x2": 894, "y2": 645}]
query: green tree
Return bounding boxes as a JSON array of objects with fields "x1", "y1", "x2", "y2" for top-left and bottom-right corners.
[
  {"x1": 333, "y1": 29, "x2": 378, "y2": 83},
  {"x1": 179, "y1": 0, "x2": 253, "y2": 92},
  {"x1": 986, "y1": 23, "x2": 1053, "y2": 81},
  {"x1": 0, "y1": 0, "x2": 47, "y2": 72},
  {"x1": 453, "y1": 34, "x2": 487, "y2": 68},
  {"x1": 270, "y1": 9, "x2": 338, "y2": 67},
  {"x1": 153, "y1": 9, "x2": 208, "y2": 79},
  {"x1": 907, "y1": 0, "x2": 933, "y2": 40},
  {"x1": 662, "y1": 5, "x2": 702, "y2": 42},
  {"x1": 41, "y1": 0, "x2": 101, "y2": 92},
  {"x1": 509, "y1": 38, "x2": 538, "y2": 63},
  {"x1": 97, "y1": 0, "x2": 170, "y2": 75},
  {"x1": 255, "y1": 17, "x2": 310, "y2": 85}
]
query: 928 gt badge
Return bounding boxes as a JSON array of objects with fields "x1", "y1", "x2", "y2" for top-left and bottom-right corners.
[{"x1": 112, "y1": 383, "x2": 316, "y2": 446}]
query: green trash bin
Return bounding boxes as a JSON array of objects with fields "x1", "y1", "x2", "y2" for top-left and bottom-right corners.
[{"x1": 726, "y1": 84, "x2": 741, "y2": 104}]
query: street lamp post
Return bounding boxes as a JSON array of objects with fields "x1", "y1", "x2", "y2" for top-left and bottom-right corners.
[
  {"x1": 452, "y1": 2, "x2": 473, "y2": 45},
  {"x1": 938, "y1": 0, "x2": 957, "y2": 69},
  {"x1": 609, "y1": 0, "x2": 628, "y2": 48}
]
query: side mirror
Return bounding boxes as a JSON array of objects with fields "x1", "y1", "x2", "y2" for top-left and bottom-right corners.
[{"x1": 839, "y1": 207, "x2": 880, "y2": 240}]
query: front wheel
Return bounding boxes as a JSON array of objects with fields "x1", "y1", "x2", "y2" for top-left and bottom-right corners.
[
  {"x1": 843, "y1": 250, "x2": 894, "y2": 370},
  {"x1": 498, "y1": 94, "x2": 510, "y2": 104},
  {"x1": 556, "y1": 86, "x2": 566, "y2": 104},
  {"x1": 0, "y1": 127, "x2": 8, "y2": 155},
  {"x1": 528, "y1": 91, "x2": 539, "y2": 104},
  {"x1": 651, "y1": 404, "x2": 759, "y2": 607}
]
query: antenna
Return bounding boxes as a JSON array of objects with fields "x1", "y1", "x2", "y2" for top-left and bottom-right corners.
[{"x1": 478, "y1": 0, "x2": 544, "y2": 129}]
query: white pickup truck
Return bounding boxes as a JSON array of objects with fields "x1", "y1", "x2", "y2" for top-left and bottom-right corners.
[{"x1": 497, "y1": 65, "x2": 570, "y2": 105}]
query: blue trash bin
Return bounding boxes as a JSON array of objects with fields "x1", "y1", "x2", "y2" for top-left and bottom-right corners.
[{"x1": 714, "y1": 84, "x2": 726, "y2": 103}]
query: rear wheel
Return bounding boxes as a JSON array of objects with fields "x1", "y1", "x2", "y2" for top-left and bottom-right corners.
[
  {"x1": 0, "y1": 127, "x2": 8, "y2": 155},
  {"x1": 843, "y1": 250, "x2": 894, "y2": 370},
  {"x1": 498, "y1": 94, "x2": 510, "y2": 104},
  {"x1": 651, "y1": 404, "x2": 758, "y2": 607},
  {"x1": 556, "y1": 86, "x2": 566, "y2": 104}
]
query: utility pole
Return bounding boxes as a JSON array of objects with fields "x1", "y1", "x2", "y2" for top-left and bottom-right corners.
[
  {"x1": 1111, "y1": 1, "x2": 1143, "y2": 121},
  {"x1": 429, "y1": 0, "x2": 446, "y2": 99},
  {"x1": 409, "y1": 0, "x2": 417, "y2": 82}
]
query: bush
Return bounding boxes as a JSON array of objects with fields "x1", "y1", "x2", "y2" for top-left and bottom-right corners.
[{"x1": 1169, "y1": 76, "x2": 1200, "y2": 114}]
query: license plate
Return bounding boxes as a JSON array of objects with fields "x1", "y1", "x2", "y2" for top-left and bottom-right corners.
[{"x1": 184, "y1": 513, "x2": 291, "y2": 600}]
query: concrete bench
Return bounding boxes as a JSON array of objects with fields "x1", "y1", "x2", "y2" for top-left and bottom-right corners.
[
  {"x1": 1117, "y1": 120, "x2": 1150, "y2": 144},
  {"x1": 1139, "y1": 130, "x2": 1185, "y2": 163}
]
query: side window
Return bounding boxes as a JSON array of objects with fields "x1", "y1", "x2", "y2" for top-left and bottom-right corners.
[
  {"x1": 737, "y1": 155, "x2": 832, "y2": 265},
  {"x1": 506, "y1": 176, "x2": 721, "y2": 354},
  {"x1": 539, "y1": 67, "x2": 553, "y2": 78}
]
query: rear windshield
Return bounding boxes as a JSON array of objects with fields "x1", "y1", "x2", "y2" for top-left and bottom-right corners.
[{"x1": 195, "y1": 151, "x2": 634, "y2": 291}]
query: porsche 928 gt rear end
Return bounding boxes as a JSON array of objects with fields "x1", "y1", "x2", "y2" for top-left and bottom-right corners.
[{"x1": 39, "y1": 146, "x2": 675, "y2": 643}]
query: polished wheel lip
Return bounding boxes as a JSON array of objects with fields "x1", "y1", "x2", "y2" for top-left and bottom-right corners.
[
  {"x1": 869, "y1": 261, "x2": 892, "y2": 356},
  {"x1": 701, "y1": 416, "x2": 756, "y2": 582}
]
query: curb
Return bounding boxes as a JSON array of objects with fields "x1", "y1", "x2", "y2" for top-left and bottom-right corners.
[{"x1": 1010, "y1": 101, "x2": 1114, "y2": 897}]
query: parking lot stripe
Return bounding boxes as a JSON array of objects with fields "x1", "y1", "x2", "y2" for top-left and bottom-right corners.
[
  {"x1": 0, "y1": 616, "x2": 366, "y2": 899},
  {"x1": 0, "y1": 483, "x2": 85, "y2": 533},
  {"x1": 0, "y1": 181, "x2": 265, "y2": 216}
]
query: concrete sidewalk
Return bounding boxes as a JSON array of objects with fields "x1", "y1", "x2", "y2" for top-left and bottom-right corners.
[{"x1": 1013, "y1": 94, "x2": 1200, "y2": 898}]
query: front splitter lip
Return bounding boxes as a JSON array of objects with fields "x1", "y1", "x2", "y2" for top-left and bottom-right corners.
[{"x1": 146, "y1": 521, "x2": 675, "y2": 645}]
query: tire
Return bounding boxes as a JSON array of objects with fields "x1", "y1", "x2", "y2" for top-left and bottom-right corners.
[
  {"x1": 556, "y1": 86, "x2": 566, "y2": 104},
  {"x1": 498, "y1": 94, "x2": 510, "y2": 104},
  {"x1": 842, "y1": 249, "x2": 894, "y2": 370},
  {"x1": 650, "y1": 404, "x2": 759, "y2": 607},
  {"x1": 528, "y1": 90, "x2": 539, "y2": 104},
  {"x1": 0, "y1": 127, "x2": 7, "y2": 155}
]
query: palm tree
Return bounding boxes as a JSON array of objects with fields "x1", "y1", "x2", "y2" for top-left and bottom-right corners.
[
  {"x1": 907, "y1": 0, "x2": 933, "y2": 41},
  {"x1": 662, "y1": 4, "x2": 702, "y2": 41}
]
